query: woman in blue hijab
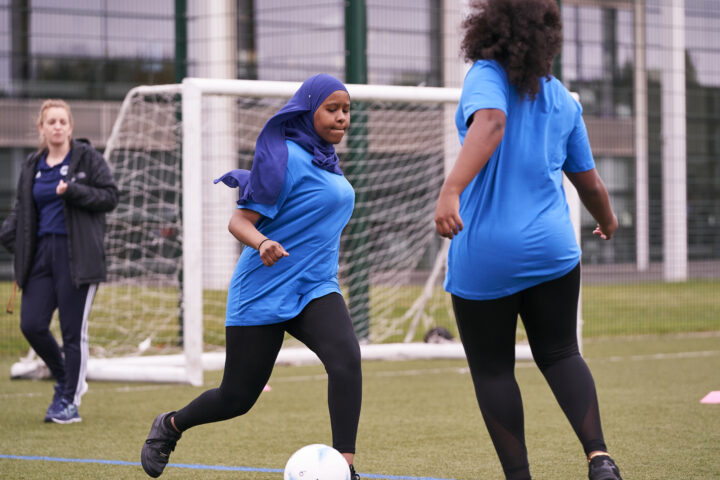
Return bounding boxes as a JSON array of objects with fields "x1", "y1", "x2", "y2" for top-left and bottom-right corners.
[{"x1": 141, "y1": 74, "x2": 362, "y2": 480}]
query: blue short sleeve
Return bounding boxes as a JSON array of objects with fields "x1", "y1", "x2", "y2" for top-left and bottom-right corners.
[
  {"x1": 238, "y1": 170, "x2": 294, "y2": 219},
  {"x1": 563, "y1": 107, "x2": 595, "y2": 173},
  {"x1": 456, "y1": 60, "x2": 509, "y2": 143}
]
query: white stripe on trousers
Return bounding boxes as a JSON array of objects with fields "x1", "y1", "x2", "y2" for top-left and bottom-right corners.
[{"x1": 73, "y1": 283, "x2": 97, "y2": 406}]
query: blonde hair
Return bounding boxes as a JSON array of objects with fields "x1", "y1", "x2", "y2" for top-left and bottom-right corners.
[{"x1": 37, "y1": 99, "x2": 73, "y2": 148}]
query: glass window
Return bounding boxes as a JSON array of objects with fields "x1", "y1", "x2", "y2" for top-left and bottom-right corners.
[
  {"x1": 0, "y1": 1, "x2": 10, "y2": 94},
  {"x1": 255, "y1": 1, "x2": 345, "y2": 82},
  {"x1": 253, "y1": 0, "x2": 440, "y2": 86},
  {"x1": 562, "y1": 4, "x2": 635, "y2": 117},
  {"x1": 0, "y1": 147, "x2": 32, "y2": 280},
  {"x1": 16, "y1": 0, "x2": 175, "y2": 100},
  {"x1": 367, "y1": 0, "x2": 440, "y2": 86}
]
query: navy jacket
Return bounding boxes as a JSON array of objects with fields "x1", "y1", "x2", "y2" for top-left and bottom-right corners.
[{"x1": 0, "y1": 139, "x2": 119, "y2": 288}]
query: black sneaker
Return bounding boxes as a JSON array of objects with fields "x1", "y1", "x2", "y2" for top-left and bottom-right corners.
[
  {"x1": 350, "y1": 463, "x2": 361, "y2": 480},
  {"x1": 588, "y1": 455, "x2": 622, "y2": 480},
  {"x1": 141, "y1": 412, "x2": 181, "y2": 478}
]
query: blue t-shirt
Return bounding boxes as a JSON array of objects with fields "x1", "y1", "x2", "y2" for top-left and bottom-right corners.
[
  {"x1": 33, "y1": 151, "x2": 71, "y2": 237},
  {"x1": 445, "y1": 60, "x2": 595, "y2": 300},
  {"x1": 225, "y1": 140, "x2": 355, "y2": 326}
]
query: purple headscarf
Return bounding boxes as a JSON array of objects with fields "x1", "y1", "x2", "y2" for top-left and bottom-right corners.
[{"x1": 214, "y1": 73, "x2": 348, "y2": 205}]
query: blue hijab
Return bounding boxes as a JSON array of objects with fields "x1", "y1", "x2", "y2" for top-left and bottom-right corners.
[{"x1": 214, "y1": 74, "x2": 348, "y2": 205}]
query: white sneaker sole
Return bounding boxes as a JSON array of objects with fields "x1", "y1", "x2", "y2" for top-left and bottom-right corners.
[{"x1": 50, "y1": 416, "x2": 82, "y2": 424}]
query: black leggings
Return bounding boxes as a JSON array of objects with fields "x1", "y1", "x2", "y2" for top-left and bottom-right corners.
[
  {"x1": 173, "y1": 292, "x2": 362, "y2": 454},
  {"x1": 452, "y1": 264, "x2": 606, "y2": 480}
]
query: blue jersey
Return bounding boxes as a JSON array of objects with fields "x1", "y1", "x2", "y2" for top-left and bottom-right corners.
[
  {"x1": 445, "y1": 60, "x2": 595, "y2": 300},
  {"x1": 33, "y1": 151, "x2": 71, "y2": 237},
  {"x1": 225, "y1": 140, "x2": 355, "y2": 326}
]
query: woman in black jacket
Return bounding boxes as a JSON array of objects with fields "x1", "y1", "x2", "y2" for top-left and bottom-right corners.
[{"x1": 0, "y1": 99, "x2": 118, "y2": 424}]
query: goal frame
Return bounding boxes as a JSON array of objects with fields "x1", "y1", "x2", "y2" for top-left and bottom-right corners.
[{"x1": 178, "y1": 78, "x2": 465, "y2": 385}]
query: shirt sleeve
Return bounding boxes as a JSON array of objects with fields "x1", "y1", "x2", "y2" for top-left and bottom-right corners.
[
  {"x1": 563, "y1": 105, "x2": 596, "y2": 173},
  {"x1": 459, "y1": 60, "x2": 510, "y2": 128},
  {"x1": 239, "y1": 168, "x2": 294, "y2": 219}
]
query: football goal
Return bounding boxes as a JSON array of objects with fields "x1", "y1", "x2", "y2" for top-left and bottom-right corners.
[{"x1": 11, "y1": 78, "x2": 581, "y2": 385}]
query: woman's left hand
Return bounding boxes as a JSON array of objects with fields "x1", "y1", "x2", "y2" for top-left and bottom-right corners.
[
  {"x1": 259, "y1": 240, "x2": 289, "y2": 267},
  {"x1": 592, "y1": 214, "x2": 618, "y2": 240}
]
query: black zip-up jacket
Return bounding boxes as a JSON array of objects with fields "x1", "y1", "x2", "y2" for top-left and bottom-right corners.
[{"x1": 0, "y1": 138, "x2": 119, "y2": 288}]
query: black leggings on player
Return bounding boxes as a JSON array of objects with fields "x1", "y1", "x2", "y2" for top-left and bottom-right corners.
[
  {"x1": 172, "y1": 292, "x2": 362, "y2": 454},
  {"x1": 452, "y1": 264, "x2": 607, "y2": 480}
]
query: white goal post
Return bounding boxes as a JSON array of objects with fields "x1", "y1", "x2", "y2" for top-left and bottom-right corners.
[{"x1": 12, "y1": 79, "x2": 582, "y2": 385}]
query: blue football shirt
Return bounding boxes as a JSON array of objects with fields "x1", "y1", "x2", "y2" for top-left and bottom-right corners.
[
  {"x1": 445, "y1": 60, "x2": 595, "y2": 300},
  {"x1": 225, "y1": 140, "x2": 355, "y2": 326}
]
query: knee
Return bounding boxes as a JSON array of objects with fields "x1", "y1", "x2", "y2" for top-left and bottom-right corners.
[
  {"x1": 59, "y1": 328, "x2": 81, "y2": 349},
  {"x1": 533, "y1": 344, "x2": 580, "y2": 371},
  {"x1": 217, "y1": 386, "x2": 259, "y2": 416},
  {"x1": 61, "y1": 341, "x2": 80, "y2": 356},
  {"x1": 20, "y1": 320, "x2": 49, "y2": 341},
  {"x1": 325, "y1": 344, "x2": 361, "y2": 380}
]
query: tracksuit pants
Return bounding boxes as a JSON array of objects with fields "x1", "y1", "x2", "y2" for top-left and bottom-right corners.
[{"x1": 20, "y1": 234, "x2": 96, "y2": 406}]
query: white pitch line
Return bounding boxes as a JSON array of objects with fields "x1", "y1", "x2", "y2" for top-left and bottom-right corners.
[
  {"x1": 272, "y1": 366, "x2": 473, "y2": 384},
  {"x1": 598, "y1": 350, "x2": 720, "y2": 363},
  {"x1": 0, "y1": 383, "x2": 179, "y2": 400}
]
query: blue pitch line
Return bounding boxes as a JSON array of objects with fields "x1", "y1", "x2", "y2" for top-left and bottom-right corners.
[{"x1": 0, "y1": 454, "x2": 456, "y2": 480}]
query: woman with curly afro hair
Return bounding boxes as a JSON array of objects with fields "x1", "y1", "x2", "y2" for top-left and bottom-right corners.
[{"x1": 434, "y1": 1, "x2": 623, "y2": 479}]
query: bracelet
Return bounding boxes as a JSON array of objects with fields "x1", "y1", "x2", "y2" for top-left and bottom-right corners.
[{"x1": 257, "y1": 238, "x2": 271, "y2": 250}]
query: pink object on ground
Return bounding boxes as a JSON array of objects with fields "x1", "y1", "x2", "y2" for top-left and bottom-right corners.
[
  {"x1": 263, "y1": 384, "x2": 272, "y2": 392},
  {"x1": 700, "y1": 391, "x2": 720, "y2": 404}
]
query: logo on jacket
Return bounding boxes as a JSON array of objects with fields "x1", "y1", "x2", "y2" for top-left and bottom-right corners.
[
  {"x1": 60, "y1": 165, "x2": 69, "y2": 177},
  {"x1": 35, "y1": 171, "x2": 41, "y2": 179}
]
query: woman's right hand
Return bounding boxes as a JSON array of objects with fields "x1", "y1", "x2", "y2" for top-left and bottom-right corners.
[
  {"x1": 434, "y1": 190, "x2": 463, "y2": 239},
  {"x1": 258, "y1": 240, "x2": 289, "y2": 266},
  {"x1": 433, "y1": 109, "x2": 504, "y2": 240}
]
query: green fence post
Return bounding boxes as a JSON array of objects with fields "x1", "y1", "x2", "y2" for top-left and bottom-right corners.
[
  {"x1": 175, "y1": 0, "x2": 187, "y2": 345},
  {"x1": 553, "y1": 0, "x2": 562, "y2": 81},
  {"x1": 175, "y1": 0, "x2": 187, "y2": 83},
  {"x1": 344, "y1": 0, "x2": 370, "y2": 340}
]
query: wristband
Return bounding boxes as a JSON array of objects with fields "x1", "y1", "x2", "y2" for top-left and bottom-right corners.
[{"x1": 257, "y1": 238, "x2": 271, "y2": 250}]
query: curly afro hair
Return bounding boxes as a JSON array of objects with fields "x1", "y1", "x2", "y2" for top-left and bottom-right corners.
[{"x1": 461, "y1": 0, "x2": 562, "y2": 100}]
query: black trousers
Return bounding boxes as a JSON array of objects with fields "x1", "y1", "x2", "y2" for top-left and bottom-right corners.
[
  {"x1": 20, "y1": 234, "x2": 96, "y2": 406},
  {"x1": 452, "y1": 264, "x2": 607, "y2": 480},
  {"x1": 173, "y1": 292, "x2": 362, "y2": 454}
]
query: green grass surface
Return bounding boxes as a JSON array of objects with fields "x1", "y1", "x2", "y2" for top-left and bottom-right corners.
[
  {"x1": 581, "y1": 280, "x2": 720, "y2": 336},
  {"x1": 1, "y1": 280, "x2": 719, "y2": 357},
  {"x1": 2, "y1": 334, "x2": 719, "y2": 479}
]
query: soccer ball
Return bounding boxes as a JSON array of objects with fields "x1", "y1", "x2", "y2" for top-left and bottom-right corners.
[{"x1": 283, "y1": 444, "x2": 350, "y2": 480}]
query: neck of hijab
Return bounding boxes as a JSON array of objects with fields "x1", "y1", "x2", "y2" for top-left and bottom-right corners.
[{"x1": 213, "y1": 73, "x2": 347, "y2": 205}]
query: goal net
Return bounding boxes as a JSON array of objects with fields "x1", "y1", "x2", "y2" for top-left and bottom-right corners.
[{"x1": 12, "y1": 79, "x2": 580, "y2": 385}]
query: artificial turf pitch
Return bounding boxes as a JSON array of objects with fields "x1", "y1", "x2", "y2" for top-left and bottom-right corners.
[{"x1": 1, "y1": 333, "x2": 719, "y2": 479}]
